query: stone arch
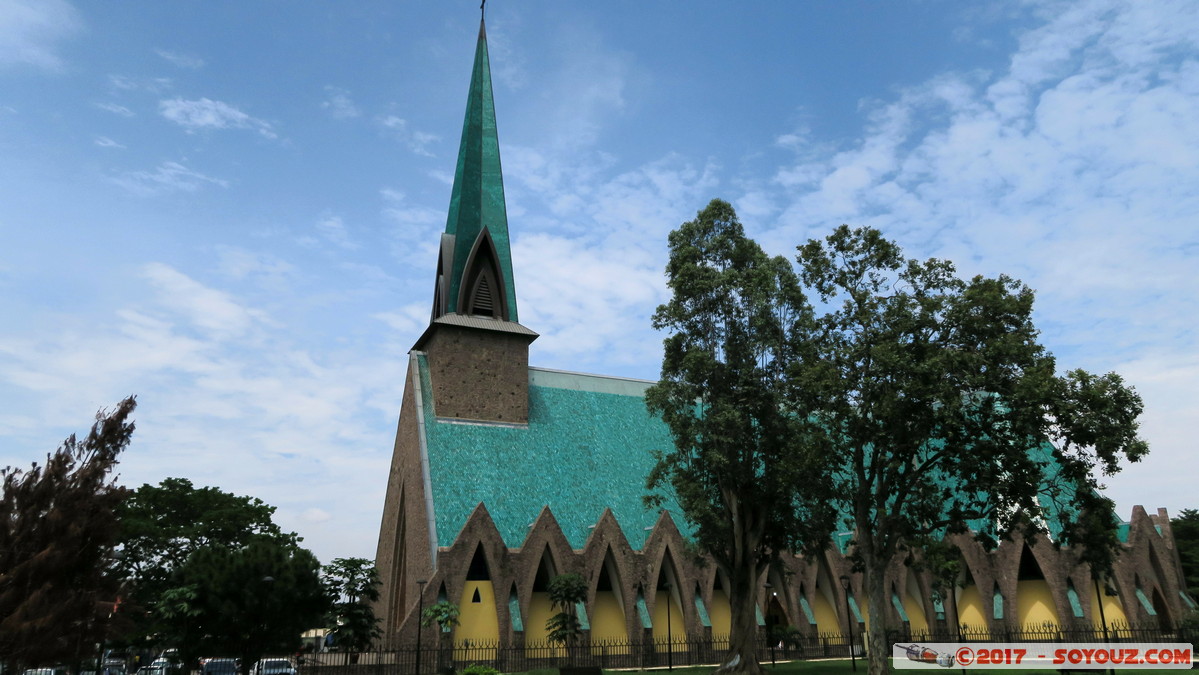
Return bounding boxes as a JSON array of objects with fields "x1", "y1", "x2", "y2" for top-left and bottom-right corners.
[
  {"x1": 651, "y1": 547, "x2": 686, "y2": 652},
  {"x1": 901, "y1": 567, "x2": 930, "y2": 635},
  {"x1": 590, "y1": 545, "x2": 630, "y2": 651},
  {"x1": 456, "y1": 542, "x2": 501, "y2": 648},
  {"x1": 810, "y1": 553, "x2": 842, "y2": 636},
  {"x1": 524, "y1": 544, "x2": 562, "y2": 649},
  {"x1": 1015, "y1": 543, "x2": 1062, "y2": 630},
  {"x1": 952, "y1": 539, "x2": 991, "y2": 635},
  {"x1": 709, "y1": 568, "x2": 733, "y2": 638}
]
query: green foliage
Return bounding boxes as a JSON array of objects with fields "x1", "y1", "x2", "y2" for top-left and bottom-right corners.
[
  {"x1": 1172, "y1": 509, "x2": 1199, "y2": 596},
  {"x1": 323, "y1": 557, "x2": 382, "y2": 652},
  {"x1": 650, "y1": 206, "x2": 1148, "y2": 675},
  {"x1": 165, "y1": 537, "x2": 329, "y2": 669},
  {"x1": 461, "y1": 664, "x2": 500, "y2": 675},
  {"x1": 794, "y1": 224, "x2": 1147, "y2": 675},
  {"x1": 113, "y1": 477, "x2": 301, "y2": 648},
  {"x1": 116, "y1": 477, "x2": 295, "y2": 592},
  {"x1": 421, "y1": 600, "x2": 461, "y2": 632},
  {"x1": 0, "y1": 397, "x2": 136, "y2": 671},
  {"x1": 545, "y1": 573, "x2": 588, "y2": 646},
  {"x1": 646, "y1": 199, "x2": 837, "y2": 674}
]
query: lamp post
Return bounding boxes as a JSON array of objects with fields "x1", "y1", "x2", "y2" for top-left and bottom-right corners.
[
  {"x1": 840, "y1": 575, "x2": 857, "y2": 672},
  {"x1": 664, "y1": 582, "x2": 674, "y2": 672},
  {"x1": 260, "y1": 575, "x2": 275, "y2": 667},
  {"x1": 764, "y1": 582, "x2": 776, "y2": 668},
  {"x1": 415, "y1": 579, "x2": 428, "y2": 675},
  {"x1": 1094, "y1": 576, "x2": 1114, "y2": 675}
]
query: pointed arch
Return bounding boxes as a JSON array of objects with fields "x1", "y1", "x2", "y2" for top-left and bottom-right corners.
[
  {"x1": 591, "y1": 546, "x2": 630, "y2": 653},
  {"x1": 431, "y1": 233, "x2": 456, "y2": 319},
  {"x1": 652, "y1": 548, "x2": 685, "y2": 653},
  {"x1": 709, "y1": 568, "x2": 733, "y2": 638},
  {"x1": 764, "y1": 569, "x2": 790, "y2": 631},
  {"x1": 458, "y1": 227, "x2": 510, "y2": 319},
  {"x1": 810, "y1": 556, "x2": 841, "y2": 635},
  {"x1": 1015, "y1": 543, "x2": 1061, "y2": 629},
  {"x1": 525, "y1": 546, "x2": 559, "y2": 650},
  {"x1": 457, "y1": 542, "x2": 500, "y2": 649},
  {"x1": 902, "y1": 568, "x2": 930, "y2": 635},
  {"x1": 954, "y1": 556, "x2": 987, "y2": 634},
  {"x1": 395, "y1": 486, "x2": 414, "y2": 633}
]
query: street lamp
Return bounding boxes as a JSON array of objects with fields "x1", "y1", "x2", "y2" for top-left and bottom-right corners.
[
  {"x1": 415, "y1": 579, "x2": 428, "y2": 675},
  {"x1": 839, "y1": 575, "x2": 857, "y2": 672},
  {"x1": 765, "y1": 582, "x2": 779, "y2": 668},
  {"x1": 1094, "y1": 576, "x2": 1114, "y2": 675},
  {"x1": 664, "y1": 582, "x2": 674, "y2": 672}
]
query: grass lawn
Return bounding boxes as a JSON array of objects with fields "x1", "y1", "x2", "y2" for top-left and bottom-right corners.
[{"x1": 556, "y1": 659, "x2": 1194, "y2": 675}]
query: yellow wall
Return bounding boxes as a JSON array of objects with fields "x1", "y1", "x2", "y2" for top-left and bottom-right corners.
[
  {"x1": 957, "y1": 585, "x2": 987, "y2": 631},
  {"x1": 1089, "y1": 584, "x2": 1129, "y2": 629},
  {"x1": 1016, "y1": 579, "x2": 1060, "y2": 629},
  {"x1": 590, "y1": 591, "x2": 629, "y2": 654},
  {"x1": 456, "y1": 581, "x2": 500, "y2": 648},
  {"x1": 709, "y1": 589, "x2": 731, "y2": 638},
  {"x1": 652, "y1": 589, "x2": 686, "y2": 652},
  {"x1": 524, "y1": 591, "x2": 564, "y2": 655},
  {"x1": 859, "y1": 597, "x2": 869, "y2": 633},
  {"x1": 812, "y1": 591, "x2": 840, "y2": 635},
  {"x1": 904, "y1": 591, "x2": 929, "y2": 634}
]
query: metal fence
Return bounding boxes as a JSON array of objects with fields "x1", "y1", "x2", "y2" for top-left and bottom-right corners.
[{"x1": 297, "y1": 622, "x2": 1196, "y2": 675}]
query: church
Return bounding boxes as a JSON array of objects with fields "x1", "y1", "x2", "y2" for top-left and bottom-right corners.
[{"x1": 372, "y1": 17, "x2": 1194, "y2": 654}]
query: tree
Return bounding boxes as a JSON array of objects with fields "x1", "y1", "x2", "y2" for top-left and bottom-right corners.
[
  {"x1": 545, "y1": 573, "x2": 587, "y2": 647},
  {"x1": 113, "y1": 478, "x2": 299, "y2": 647},
  {"x1": 323, "y1": 557, "x2": 382, "y2": 653},
  {"x1": 1172, "y1": 509, "x2": 1199, "y2": 597},
  {"x1": 794, "y1": 225, "x2": 1147, "y2": 675},
  {"x1": 116, "y1": 477, "x2": 295, "y2": 594},
  {"x1": 166, "y1": 538, "x2": 329, "y2": 674},
  {"x1": 0, "y1": 397, "x2": 136, "y2": 672},
  {"x1": 420, "y1": 600, "x2": 461, "y2": 634},
  {"x1": 646, "y1": 199, "x2": 836, "y2": 675}
]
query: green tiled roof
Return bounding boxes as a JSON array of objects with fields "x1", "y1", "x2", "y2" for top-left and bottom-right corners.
[
  {"x1": 418, "y1": 356, "x2": 682, "y2": 549},
  {"x1": 415, "y1": 359, "x2": 1125, "y2": 553}
]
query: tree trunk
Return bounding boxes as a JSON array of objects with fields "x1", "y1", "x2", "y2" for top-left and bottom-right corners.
[
  {"x1": 718, "y1": 555, "x2": 764, "y2": 675},
  {"x1": 864, "y1": 561, "x2": 891, "y2": 675}
]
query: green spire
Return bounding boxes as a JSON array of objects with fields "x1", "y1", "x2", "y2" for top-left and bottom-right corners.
[{"x1": 441, "y1": 19, "x2": 519, "y2": 321}]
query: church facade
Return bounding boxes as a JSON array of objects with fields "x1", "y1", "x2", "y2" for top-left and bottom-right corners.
[{"x1": 373, "y1": 18, "x2": 1195, "y2": 653}]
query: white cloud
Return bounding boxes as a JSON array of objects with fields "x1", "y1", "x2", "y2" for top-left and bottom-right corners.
[
  {"x1": 752, "y1": 0, "x2": 1199, "y2": 517},
  {"x1": 0, "y1": 0, "x2": 81, "y2": 70},
  {"x1": 94, "y1": 136, "x2": 124, "y2": 149},
  {"x1": 159, "y1": 97, "x2": 277, "y2": 139},
  {"x1": 313, "y1": 214, "x2": 359, "y2": 250},
  {"x1": 111, "y1": 160, "x2": 228, "y2": 196},
  {"x1": 0, "y1": 259, "x2": 407, "y2": 562},
  {"x1": 108, "y1": 74, "x2": 172, "y2": 93},
  {"x1": 215, "y1": 247, "x2": 297, "y2": 293},
  {"x1": 141, "y1": 263, "x2": 269, "y2": 339},
  {"x1": 378, "y1": 115, "x2": 438, "y2": 156},
  {"x1": 321, "y1": 86, "x2": 360, "y2": 119},
  {"x1": 95, "y1": 101, "x2": 134, "y2": 117},
  {"x1": 155, "y1": 48, "x2": 204, "y2": 69}
]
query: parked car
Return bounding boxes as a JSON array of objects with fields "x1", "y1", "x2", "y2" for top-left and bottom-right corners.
[
  {"x1": 200, "y1": 659, "x2": 238, "y2": 675},
  {"x1": 253, "y1": 660, "x2": 295, "y2": 675}
]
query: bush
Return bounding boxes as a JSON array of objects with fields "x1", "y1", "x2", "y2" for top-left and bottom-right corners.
[{"x1": 461, "y1": 664, "x2": 499, "y2": 675}]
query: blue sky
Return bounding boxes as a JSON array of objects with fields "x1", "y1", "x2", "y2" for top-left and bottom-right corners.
[{"x1": 1, "y1": 0, "x2": 1196, "y2": 564}]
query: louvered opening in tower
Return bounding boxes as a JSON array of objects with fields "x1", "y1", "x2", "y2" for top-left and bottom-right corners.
[{"x1": 470, "y1": 273, "x2": 495, "y2": 316}]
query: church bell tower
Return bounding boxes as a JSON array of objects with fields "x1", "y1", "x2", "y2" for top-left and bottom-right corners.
[{"x1": 413, "y1": 18, "x2": 537, "y2": 424}]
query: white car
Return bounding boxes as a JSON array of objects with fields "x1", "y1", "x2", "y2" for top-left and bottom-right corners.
[{"x1": 253, "y1": 661, "x2": 296, "y2": 675}]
